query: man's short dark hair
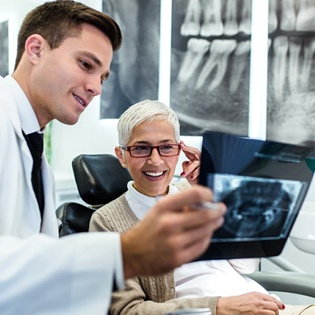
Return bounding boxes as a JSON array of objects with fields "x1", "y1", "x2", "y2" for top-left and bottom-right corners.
[{"x1": 15, "y1": 0, "x2": 122, "y2": 69}]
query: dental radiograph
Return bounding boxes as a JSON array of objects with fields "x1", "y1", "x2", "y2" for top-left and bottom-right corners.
[
  {"x1": 101, "y1": 0, "x2": 315, "y2": 146},
  {"x1": 213, "y1": 178, "x2": 298, "y2": 240}
]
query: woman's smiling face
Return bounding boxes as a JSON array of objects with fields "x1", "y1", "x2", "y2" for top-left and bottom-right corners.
[{"x1": 116, "y1": 119, "x2": 180, "y2": 197}]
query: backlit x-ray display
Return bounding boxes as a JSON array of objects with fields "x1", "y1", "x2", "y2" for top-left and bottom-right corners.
[{"x1": 197, "y1": 131, "x2": 315, "y2": 260}]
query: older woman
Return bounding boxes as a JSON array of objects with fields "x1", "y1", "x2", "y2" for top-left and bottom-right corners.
[{"x1": 90, "y1": 100, "x2": 313, "y2": 315}]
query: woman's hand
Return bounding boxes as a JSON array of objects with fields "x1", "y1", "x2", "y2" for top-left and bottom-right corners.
[
  {"x1": 217, "y1": 292, "x2": 285, "y2": 315},
  {"x1": 180, "y1": 141, "x2": 201, "y2": 185}
]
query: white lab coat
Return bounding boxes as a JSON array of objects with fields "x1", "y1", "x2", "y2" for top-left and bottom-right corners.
[
  {"x1": 0, "y1": 75, "x2": 58, "y2": 237},
  {"x1": 0, "y1": 76, "x2": 123, "y2": 314}
]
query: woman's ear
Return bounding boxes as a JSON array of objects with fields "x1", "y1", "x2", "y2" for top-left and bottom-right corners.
[
  {"x1": 115, "y1": 146, "x2": 127, "y2": 168},
  {"x1": 25, "y1": 34, "x2": 45, "y2": 64}
]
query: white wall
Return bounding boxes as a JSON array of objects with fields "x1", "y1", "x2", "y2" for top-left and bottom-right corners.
[{"x1": 0, "y1": 1, "x2": 34, "y2": 73}]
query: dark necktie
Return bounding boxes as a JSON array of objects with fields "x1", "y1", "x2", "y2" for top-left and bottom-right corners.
[{"x1": 22, "y1": 130, "x2": 45, "y2": 218}]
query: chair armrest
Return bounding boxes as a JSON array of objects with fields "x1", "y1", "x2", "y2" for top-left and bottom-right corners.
[
  {"x1": 56, "y1": 202, "x2": 95, "y2": 236},
  {"x1": 249, "y1": 271, "x2": 315, "y2": 298}
]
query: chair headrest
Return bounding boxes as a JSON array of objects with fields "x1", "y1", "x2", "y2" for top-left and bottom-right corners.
[{"x1": 72, "y1": 154, "x2": 132, "y2": 206}]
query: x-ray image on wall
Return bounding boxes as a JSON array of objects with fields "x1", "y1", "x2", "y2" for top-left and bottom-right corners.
[
  {"x1": 100, "y1": 0, "x2": 160, "y2": 119},
  {"x1": 207, "y1": 174, "x2": 304, "y2": 241},
  {"x1": 170, "y1": 0, "x2": 252, "y2": 136},
  {"x1": 267, "y1": 0, "x2": 315, "y2": 146},
  {"x1": 0, "y1": 20, "x2": 9, "y2": 77}
]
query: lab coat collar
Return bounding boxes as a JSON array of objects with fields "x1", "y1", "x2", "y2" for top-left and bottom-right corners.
[{"x1": 5, "y1": 75, "x2": 41, "y2": 135}]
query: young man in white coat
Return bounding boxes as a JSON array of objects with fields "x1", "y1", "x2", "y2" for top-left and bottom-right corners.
[{"x1": 0, "y1": 1, "x2": 226, "y2": 314}]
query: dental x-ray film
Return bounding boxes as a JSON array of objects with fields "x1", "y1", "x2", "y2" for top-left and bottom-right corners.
[{"x1": 197, "y1": 131, "x2": 315, "y2": 260}]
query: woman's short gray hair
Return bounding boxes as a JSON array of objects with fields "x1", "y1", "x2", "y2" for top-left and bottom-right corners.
[{"x1": 117, "y1": 99, "x2": 180, "y2": 146}]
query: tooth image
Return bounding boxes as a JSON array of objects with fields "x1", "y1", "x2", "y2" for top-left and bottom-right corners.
[
  {"x1": 229, "y1": 40, "x2": 251, "y2": 94},
  {"x1": 224, "y1": 0, "x2": 239, "y2": 36},
  {"x1": 288, "y1": 37, "x2": 302, "y2": 94},
  {"x1": 195, "y1": 39, "x2": 237, "y2": 91},
  {"x1": 268, "y1": 0, "x2": 278, "y2": 33},
  {"x1": 180, "y1": 0, "x2": 202, "y2": 36},
  {"x1": 177, "y1": 38, "x2": 211, "y2": 83},
  {"x1": 272, "y1": 36, "x2": 289, "y2": 101},
  {"x1": 238, "y1": 0, "x2": 252, "y2": 35},
  {"x1": 300, "y1": 37, "x2": 315, "y2": 90},
  {"x1": 296, "y1": 0, "x2": 315, "y2": 31},
  {"x1": 280, "y1": 0, "x2": 296, "y2": 31},
  {"x1": 200, "y1": 0, "x2": 224, "y2": 36}
]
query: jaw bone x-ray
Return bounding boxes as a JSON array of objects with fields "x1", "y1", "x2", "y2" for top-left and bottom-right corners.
[{"x1": 209, "y1": 175, "x2": 304, "y2": 241}]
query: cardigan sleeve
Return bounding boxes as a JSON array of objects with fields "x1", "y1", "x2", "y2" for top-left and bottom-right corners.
[
  {"x1": 89, "y1": 210, "x2": 112, "y2": 232},
  {"x1": 110, "y1": 276, "x2": 220, "y2": 315}
]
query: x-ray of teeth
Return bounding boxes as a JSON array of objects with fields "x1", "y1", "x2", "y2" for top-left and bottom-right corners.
[
  {"x1": 0, "y1": 20, "x2": 9, "y2": 77},
  {"x1": 208, "y1": 174, "x2": 304, "y2": 241},
  {"x1": 171, "y1": 0, "x2": 251, "y2": 136},
  {"x1": 99, "y1": 0, "x2": 315, "y2": 146},
  {"x1": 100, "y1": 0, "x2": 160, "y2": 119},
  {"x1": 268, "y1": 0, "x2": 315, "y2": 146}
]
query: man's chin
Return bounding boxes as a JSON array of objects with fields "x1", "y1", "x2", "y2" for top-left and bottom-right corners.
[{"x1": 59, "y1": 115, "x2": 80, "y2": 126}]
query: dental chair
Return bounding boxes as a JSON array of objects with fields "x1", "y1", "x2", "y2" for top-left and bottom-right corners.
[
  {"x1": 56, "y1": 154, "x2": 315, "y2": 299},
  {"x1": 56, "y1": 154, "x2": 132, "y2": 236}
]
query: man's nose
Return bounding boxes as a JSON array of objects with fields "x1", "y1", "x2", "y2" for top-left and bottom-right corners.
[{"x1": 86, "y1": 76, "x2": 102, "y2": 96}]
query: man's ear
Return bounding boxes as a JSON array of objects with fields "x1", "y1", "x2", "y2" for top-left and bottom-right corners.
[
  {"x1": 24, "y1": 34, "x2": 45, "y2": 64},
  {"x1": 115, "y1": 146, "x2": 127, "y2": 168}
]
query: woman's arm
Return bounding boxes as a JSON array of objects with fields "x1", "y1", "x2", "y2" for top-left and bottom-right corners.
[{"x1": 110, "y1": 276, "x2": 219, "y2": 315}]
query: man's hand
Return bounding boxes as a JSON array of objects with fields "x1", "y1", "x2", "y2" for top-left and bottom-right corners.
[
  {"x1": 217, "y1": 292, "x2": 285, "y2": 315},
  {"x1": 121, "y1": 185, "x2": 226, "y2": 279}
]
